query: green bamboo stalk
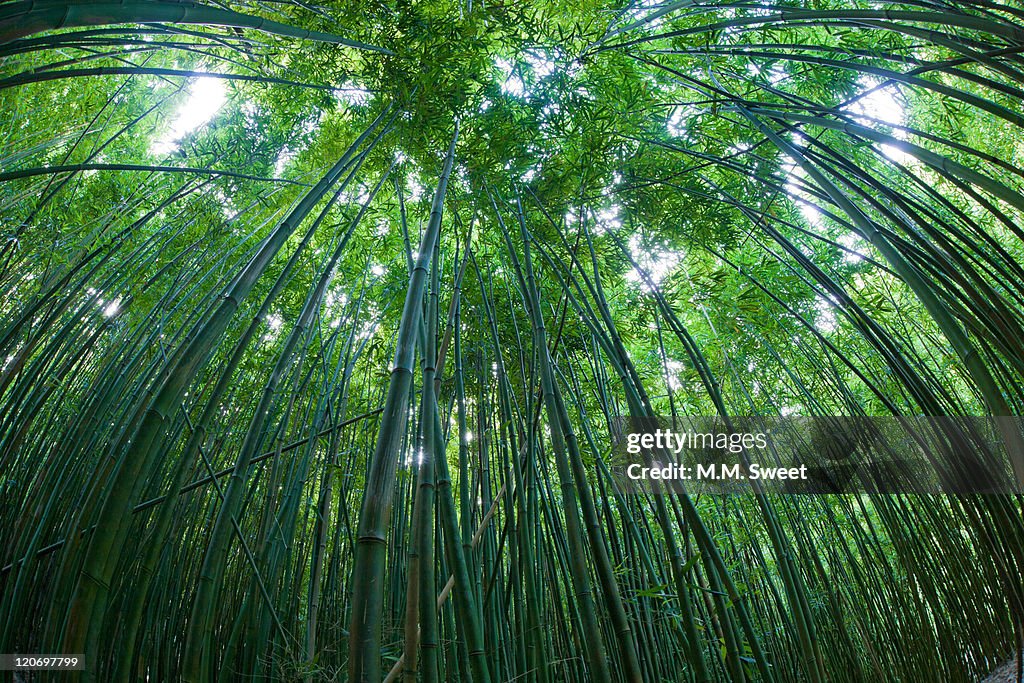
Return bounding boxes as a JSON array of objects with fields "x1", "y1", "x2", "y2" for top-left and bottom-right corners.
[
  {"x1": 60, "y1": 105, "x2": 393, "y2": 679},
  {"x1": 348, "y1": 120, "x2": 458, "y2": 683},
  {"x1": 0, "y1": 0, "x2": 392, "y2": 53}
]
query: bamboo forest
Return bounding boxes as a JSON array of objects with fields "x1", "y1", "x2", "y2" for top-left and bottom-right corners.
[{"x1": 5, "y1": 0, "x2": 1024, "y2": 681}]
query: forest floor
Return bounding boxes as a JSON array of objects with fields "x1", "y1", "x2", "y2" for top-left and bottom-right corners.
[{"x1": 984, "y1": 659, "x2": 1022, "y2": 683}]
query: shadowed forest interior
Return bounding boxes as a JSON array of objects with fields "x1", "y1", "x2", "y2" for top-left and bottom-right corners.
[{"x1": 2, "y1": 0, "x2": 1024, "y2": 681}]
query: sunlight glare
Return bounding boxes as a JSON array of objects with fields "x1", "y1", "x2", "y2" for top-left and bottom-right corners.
[{"x1": 150, "y1": 77, "x2": 227, "y2": 155}]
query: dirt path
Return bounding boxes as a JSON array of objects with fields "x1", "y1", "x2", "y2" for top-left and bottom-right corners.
[{"x1": 984, "y1": 660, "x2": 1022, "y2": 683}]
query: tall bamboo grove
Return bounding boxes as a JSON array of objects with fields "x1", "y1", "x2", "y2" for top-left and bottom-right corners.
[{"x1": 2, "y1": 1, "x2": 1024, "y2": 681}]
